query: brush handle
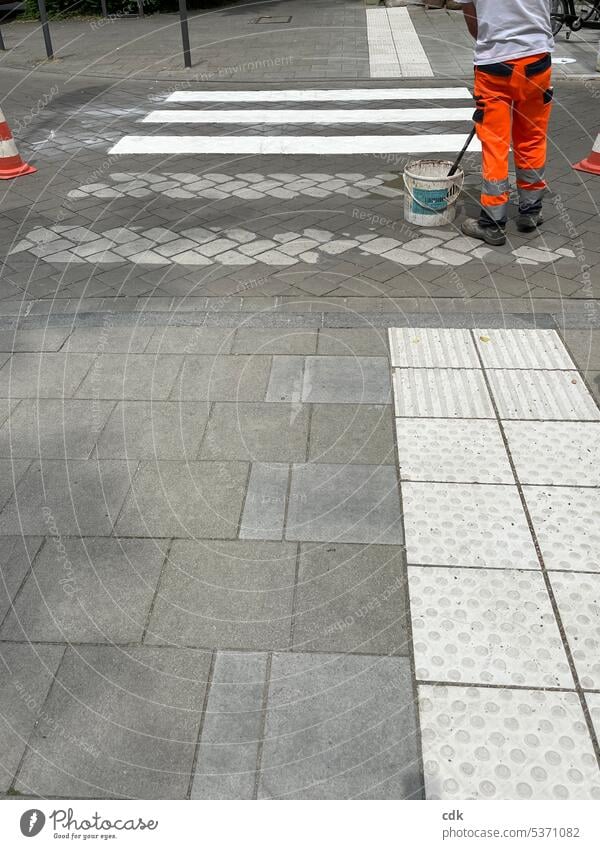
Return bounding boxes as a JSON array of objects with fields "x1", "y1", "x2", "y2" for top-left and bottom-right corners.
[{"x1": 448, "y1": 127, "x2": 477, "y2": 177}]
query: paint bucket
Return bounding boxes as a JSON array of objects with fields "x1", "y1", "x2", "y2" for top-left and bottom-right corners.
[{"x1": 403, "y1": 159, "x2": 464, "y2": 227}]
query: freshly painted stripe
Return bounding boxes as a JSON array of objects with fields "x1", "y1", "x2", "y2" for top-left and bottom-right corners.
[
  {"x1": 388, "y1": 8, "x2": 434, "y2": 78},
  {"x1": 109, "y1": 134, "x2": 483, "y2": 155},
  {"x1": 165, "y1": 88, "x2": 473, "y2": 103},
  {"x1": 143, "y1": 108, "x2": 474, "y2": 125}
]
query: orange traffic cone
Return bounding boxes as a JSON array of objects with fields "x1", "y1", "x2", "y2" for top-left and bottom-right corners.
[
  {"x1": 573, "y1": 132, "x2": 600, "y2": 176},
  {"x1": 0, "y1": 106, "x2": 36, "y2": 180}
]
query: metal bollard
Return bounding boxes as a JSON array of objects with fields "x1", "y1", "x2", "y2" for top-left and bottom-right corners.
[
  {"x1": 37, "y1": 0, "x2": 54, "y2": 60},
  {"x1": 0, "y1": 26, "x2": 5, "y2": 51},
  {"x1": 137, "y1": 0, "x2": 144, "y2": 17},
  {"x1": 178, "y1": 0, "x2": 192, "y2": 69},
  {"x1": 100, "y1": 0, "x2": 108, "y2": 18}
]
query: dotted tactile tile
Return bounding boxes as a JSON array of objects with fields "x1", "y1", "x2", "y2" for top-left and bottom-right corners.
[
  {"x1": 474, "y1": 329, "x2": 576, "y2": 370},
  {"x1": 487, "y1": 370, "x2": 600, "y2": 421},
  {"x1": 503, "y1": 421, "x2": 600, "y2": 487},
  {"x1": 402, "y1": 482, "x2": 539, "y2": 569},
  {"x1": 393, "y1": 369, "x2": 495, "y2": 419},
  {"x1": 524, "y1": 486, "x2": 600, "y2": 573},
  {"x1": 587, "y1": 692, "x2": 600, "y2": 739},
  {"x1": 388, "y1": 328, "x2": 480, "y2": 369},
  {"x1": 396, "y1": 419, "x2": 513, "y2": 483},
  {"x1": 550, "y1": 572, "x2": 600, "y2": 691},
  {"x1": 409, "y1": 566, "x2": 572, "y2": 688},
  {"x1": 419, "y1": 685, "x2": 600, "y2": 800}
]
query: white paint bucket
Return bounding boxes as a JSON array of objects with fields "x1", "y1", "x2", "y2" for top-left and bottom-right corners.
[{"x1": 403, "y1": 159, "x2": 464, "y2": 227}]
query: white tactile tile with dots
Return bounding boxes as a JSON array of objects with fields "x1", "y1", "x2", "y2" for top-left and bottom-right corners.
[
  {"x1": 402, "y1": 482, "x2": 539, "y2": 569},
  {"x1": 503, "y1": 421, "x2": 600, "y2": 486},
  {"x1": 550, "y1": 572, "x2": 600, "y2": 691},
  {"x1": 408, "y1": 566, "x2": 573, "y2": 688},
  {"x1": 396, "y1": 419, "x2": 513, "y2": 484},
  {"x1": 524, "y1": 486, "x2": 600, "y2": 573},
  {"x1": 419, "y1": 685, "x2": 600, "y2": 800}
]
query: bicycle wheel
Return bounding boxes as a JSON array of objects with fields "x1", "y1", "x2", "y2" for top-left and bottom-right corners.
[
  {"x1": 551, "y1": 0, "x2": 567, "y2": 35},
  {"x1": 575, "y1": 0, "x2": 598, "y2": 22}
]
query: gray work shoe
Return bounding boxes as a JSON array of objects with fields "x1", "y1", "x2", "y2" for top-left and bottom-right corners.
[
  {"x1": 517, "y1": 211, "x2": 544, "y2": 233},
  {"x1": 461, "y1": 218, "x2": 507, "y2": 246}
]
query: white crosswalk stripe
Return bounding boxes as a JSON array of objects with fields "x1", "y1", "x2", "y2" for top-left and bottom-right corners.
[{"x1": 110, "y1": 87, "x2": 480, "y2": 157}]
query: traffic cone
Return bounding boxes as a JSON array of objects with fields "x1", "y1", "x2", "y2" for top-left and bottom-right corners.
[
  {"x1": 573, "y1": 132, "x2": 600, "y2": 176},
  {"x1": 0, "y1": 106, "x2": 36, "y2": 180}
]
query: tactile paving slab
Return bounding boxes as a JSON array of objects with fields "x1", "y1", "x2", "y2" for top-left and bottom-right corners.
[
  {"x1": 550, "y1": 572, "x2": 600, "y2": 691},
  {"x1": 393, "y1": 369, "x2": 494, "y2": 418},
  {"x1": 396, "y1": 419, "x2": 513, "y2": 483},
  {"x1": 402, "y1": 482, "x2": 539, "y2": 569},
  {"x1": 419, "y1": 685, "x2": 600, "y2": 800},
  {"x1": 524, "y1": 486, "x2": 600, "y2": 573},
  {"x1": 474, "y1": 329, "x2": 576, "y2": 370},
  {"x1": 388, "y1": 328, "x2": 479, "y2": 368},
  {"x1": 409, "y1": 566, "x2": 572, "y2": 688},
  {"x1": 488, "y1": 370, "x2": 600, "y2": 420},
  {"x1": 504, "y1": 421, "x2": 600, "y2": 486}
]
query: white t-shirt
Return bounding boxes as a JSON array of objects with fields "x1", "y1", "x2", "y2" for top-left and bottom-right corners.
[{"x1": 456, "y1": 0, "x2": 554, "y2": 65}]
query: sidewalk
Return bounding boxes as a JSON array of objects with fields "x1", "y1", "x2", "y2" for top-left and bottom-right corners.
[{"x1": 0, "y1": 1, "x2": 598, "y2": 82}]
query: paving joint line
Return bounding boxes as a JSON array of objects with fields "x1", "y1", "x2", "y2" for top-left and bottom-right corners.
[
  {"x1": 252, "y1": 650, "x2": 272, "y2": 801},
  {"x1": 186, "y1": 648, "x2": 216, "y2": 800},
  {"x1": 469, "y1": 328, "x2": 600, "y2": 770}
]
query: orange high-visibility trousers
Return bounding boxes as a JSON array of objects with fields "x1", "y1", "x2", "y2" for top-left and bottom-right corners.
[{"x1": 473, "y1": 52, "x2": 553, "y2": 225}]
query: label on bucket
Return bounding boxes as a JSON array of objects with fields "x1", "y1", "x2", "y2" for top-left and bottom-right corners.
[{"x1": 411, "y1": 187, "x2": 449, "y2": 216}]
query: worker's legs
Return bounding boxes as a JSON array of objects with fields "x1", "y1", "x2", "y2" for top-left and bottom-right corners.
[
  {"x1": 473, "y1": 66, "x2": 513, "y2": 228},
  {"x1": 512, "y1": 54, "x2": 553, "y2": 217}
]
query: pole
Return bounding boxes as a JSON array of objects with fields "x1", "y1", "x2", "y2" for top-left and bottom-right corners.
[
  {"x1": 0, "y1": 26, "x2": 5, "y2": 51},
  {"x1": 37, "y1": 0, "x2": 54, "y2": 60},
  {"x1": 448, "y1": 127, "x2": 476, "y2": 177},
  {"x1": 100, "y1": 0, "x2": 108, "y2": 18},
  {"x1": 178, "y1": 0, "x2": 191, "y2": 69},
  {"x1": 137, "y1": 0, "x2": 143, "y2": 17}
]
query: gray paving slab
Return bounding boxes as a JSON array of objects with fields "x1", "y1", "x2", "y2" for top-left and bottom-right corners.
[
  {"x1": 265, "y1": 356, "x2": 305, "y2": 402},
  {"x1": 0, "y1": 460, "x2": 135, "y2": 536},
  {"x1": 191, "y1": 651, "x2": 268, "y2": 800},
  {"x1": 303, "y1": 356, "x2": 391, "y2": 404},
  {"x1": 75, "y1": 353, "x2": 183, "y2": 400},
  {"x1": 0, "y1": 642, "x2": 65, "y2": 793},
  {"x1": 1, "y1": 538, "x2": 167, "y2": 643},
  {"x1": 172, "y1": 355, "x2": 271, "y2": 402},
  {"x1": 96, "y1": 401, "x2": 209, "y2": 460},
  {"x1": 560, "y1": 330, "x2": 600, "y2": 372},
  {"x1": 0, "y1": 329, "x2": 70, "y2": 353},
  {"x1": 0, "y1": 535, "x2": 43, "y2": 623},
  {"x1": 293, "y1": 543, "x2": 408, "y2": 656},
  {"x1": 146, "y1": 327, "x2": 235, "y2": 355},
  {"x1": 258, "y1": 653, "x2": 422, "y2": 800},
  {"x1": 316, "y1": 328, "x2": 390, "y2": 356},
  {"x1": 0, "y1": 459, "x2": 31, "y2": 511},
  {"x1": 65, "y1": 326, "x2": 154, "y2": 353},
  {"x1": 200, "y1": 402, "x2": 309, "y2": 462},
  {"x1": 0, "y1": 399, "x2": 114, "y2": 459},
  {"x1": 145, "y1": 541, "x2": 296, "y2": 650},
  {"x1": 232, "y1": 329, "x2": 317, "y2": 355},
  {"x1": 240, "y1": 463, "x2": 290, "y2": 541},
  {"x1": 309, "y1": 404, "x2": 395, "y2": 465},
  {"x1": 286, "y1": 463, "x2": 404, "y2": 545},
  {"x1": 115, "y1": 460, "x2": 248, "y2": 538},
  {"x1": 0, "y1": 353, "x2": 95, "y2": 399},
  {"x1": 15, "y1": 646, "x2": 211, "y2": 799}
]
